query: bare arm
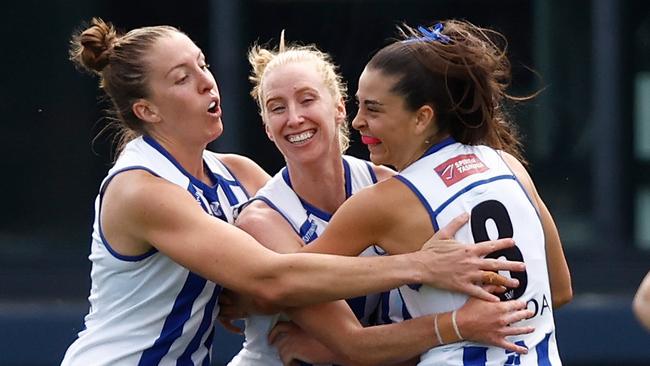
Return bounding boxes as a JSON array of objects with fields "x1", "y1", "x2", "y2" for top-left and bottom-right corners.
[
  {"x1": 634, "y1": 271, "x2": 650, "y2": 330},
  {"x1": 271, "y1": 295, "x2": 533, "y2": 366},
  {"x1": 101, "y1": 170, "x2": 464, "y2": 307},
  {"x1": 302, "y1": 179, "x2": 524, "y2": 302},
  {"x1": 501, "y1": 152, "x2": 573, "y2": 308}
]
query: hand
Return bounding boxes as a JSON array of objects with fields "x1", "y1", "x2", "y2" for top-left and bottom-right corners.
[
  {"x1": 217, "y1": 288, "x2": 248, "y2": 334},
  {"x1": 269, "y1": 321, "x2": 342, "y2": 366},
  {"x1": 457, "y1": 290, "x2": 534, "y2": 354},
  {"x1": 417, "y1": 213, "x2": 525, "y2": 302}
]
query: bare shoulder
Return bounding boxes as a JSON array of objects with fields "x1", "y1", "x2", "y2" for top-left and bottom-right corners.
[
  {"x1": 499, "y1": 151, "x2": 541, "y2": 207},
  {"x1": 236, "y1": 199, "x2": 304, "y2": 253},
  {"x1": 337, "y1": 176, "x2": 420, "y2": 226},
  {"x1": 102, "y1": 169, "x2": 205, "y2": 254},
  {"x1": 370, "y1": 163, "x2": 396, "y2": 182},
  {"x1": 217, "y1": 153, "x2": 271, "y2": 195}
]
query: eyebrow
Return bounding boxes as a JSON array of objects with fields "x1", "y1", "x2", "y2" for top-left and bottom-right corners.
[
  {"x1": 356, "y1": 95, "x2": 384, "y2": 108},
  {"x1": 265, "y1": 86, "x2": 318, "y2": 107},
  {"x1": 165, "y1": 51, "x2": 204, "y2": 78}
]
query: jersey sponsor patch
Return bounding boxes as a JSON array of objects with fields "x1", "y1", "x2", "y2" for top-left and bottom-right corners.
[{"x1": 434, "y1": 153, "x2": 489, "y2": 187}]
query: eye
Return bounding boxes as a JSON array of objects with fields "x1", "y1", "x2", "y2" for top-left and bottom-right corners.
[
  {"x1": 268, "y1": 104, "x2": 285, "y2": 114},
  {"x1": 175, "y1": 75, "x2": 189, "y2": 85},
  {"x1": 200, "y1": 63, "x2": 210, "y2": 72}
]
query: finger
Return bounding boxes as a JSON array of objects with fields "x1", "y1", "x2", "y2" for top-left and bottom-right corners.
[
  {"x1": 488, "y1": 272, "x2": 519, "y2": 289},
  {"x1": 499, "y1": 340, "x2": 529, "y2": 354},
  {"x1": 507, "y1": 309, "x2": 535, "y2": 324},
  {"x1": 480, "y1": 256, "x2": 525, "y2": 274},
  {"x1": 474, "y1": 238, "x2": 515, "y2": 256},
  {"x1": 465, "y1": 284, "x2": 500, "y2": 302},
  {"x1": 483, "y1": 284, "x2": 507, "y2": 294},
  {"x1": 269, "y1": 322, "x2": 292, "y2": 344},
  {"x1": 218, "y1": 318, "x2": 243, "y2": 334},
  {"x1": 434, "y1": 213, "x2": 469, "y2": 239},
  {"x1": 502, "y1": 325, "x2": 535, "y2": 337}
]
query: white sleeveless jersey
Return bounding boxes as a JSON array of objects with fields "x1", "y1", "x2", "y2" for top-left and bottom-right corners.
[
  {"x1": 61, "y1": 136, "x2": 250, "y2": 366},
  {"x1": 396, "y1": 137, "x2": 561, "y2": 366},
  {"x1": 228, "y1": 155, "x2": 388, "y2": 366}
]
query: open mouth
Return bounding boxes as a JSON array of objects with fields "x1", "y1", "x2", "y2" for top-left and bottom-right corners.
[
  {"x1": 208, "y1": 101, "x2": 219, "y2": 114},
  {"x1": 287, "y1": 129, "x2": 315, "y2": 144}
]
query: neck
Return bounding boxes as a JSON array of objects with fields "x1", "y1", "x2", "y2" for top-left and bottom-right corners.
[
  {"x1": 286, "y1": 153, "x2": 346, "y2": 214},
  {"x1": 148, "y1": 132, "x2": 210, "y2": 183}
]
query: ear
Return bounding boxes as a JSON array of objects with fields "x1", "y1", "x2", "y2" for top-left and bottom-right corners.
[
  {"x1": 264, "y1": 120, "x2": 274, "y2": 142},
  {"x1": 414, "y1": 104, "x2": 435, "y2": 136},
  {"x1": 132, "y1": 99, "x2": 161, "y2": 124},
  {"x1": 334, "y1": 97, "x2": 347, "y2": 126}
]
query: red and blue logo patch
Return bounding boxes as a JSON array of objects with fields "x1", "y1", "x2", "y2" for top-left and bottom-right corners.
[{"x1": 434, "y1": 153, "x2": 489, "y2": 187}]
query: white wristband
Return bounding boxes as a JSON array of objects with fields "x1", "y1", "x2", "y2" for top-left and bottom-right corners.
[{"x1": 451, "y1": 310, "x2": 463, "y2": 340}]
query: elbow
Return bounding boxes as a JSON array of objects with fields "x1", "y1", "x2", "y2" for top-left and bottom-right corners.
[
  {"x1": 249, "y1": 282, "x2": 290, "y2": 308},
  {"x1": 553, "y1": 286, "x2": 574, "y2": 309}
]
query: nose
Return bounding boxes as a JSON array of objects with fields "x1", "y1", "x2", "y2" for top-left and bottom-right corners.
[
  {"x1": 286, "y1": 103, "x2": 304, "y2": 127},
  {"x1": 351, "y1": 111, "x2": 365, "y2": 131},
  {"x1": 198, "y1": 68, "x2": 217, "y2": 94}
]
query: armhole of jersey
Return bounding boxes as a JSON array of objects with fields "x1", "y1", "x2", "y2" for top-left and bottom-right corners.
[
  {"x1": 365, "y1": 161, "x2": 378, "y2": 184},
  {"x1": 245, "y1": 196, "x2": 302, "y2": 236},
  {"x1": 98, "y1": 166, "x2": 159, "y2": 261},
  {"x1": 393, "y1": 175, "x2": 439, "y2": 232},
  {"x1": 495, "y1": 150, "x2": 540, "y2": 217},
  {"x1": 212, "y1": 156, "x2": 251, "y2": 199}
]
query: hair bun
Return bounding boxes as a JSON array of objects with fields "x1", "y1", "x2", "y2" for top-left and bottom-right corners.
[{"x1": 70, "y1": 17, "x2": 118, "y2": 74}]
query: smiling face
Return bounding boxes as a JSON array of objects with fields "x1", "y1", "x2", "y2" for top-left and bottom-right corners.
[
  {"x1": 352, "y1": 67, "x2": 431, "y2": 171},
  {"x1": 261, "y1": 60, "x2": 346, "y2": 165},
  {"x1": 137, "y1": 31, "x2": 223, "y2": 147}
]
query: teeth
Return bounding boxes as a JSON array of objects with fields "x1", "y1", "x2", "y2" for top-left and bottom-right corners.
[
  {"x1": 287, "y1": 130, "x2": 315, "y2": 143},
  {"x1": 208, "y1": 101, "x2": 217, "y2": 112}
]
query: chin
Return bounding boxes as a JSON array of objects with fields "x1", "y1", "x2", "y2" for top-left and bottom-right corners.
[{"x1": 209, "y1": 121, "x2": 224, "y2": 140}]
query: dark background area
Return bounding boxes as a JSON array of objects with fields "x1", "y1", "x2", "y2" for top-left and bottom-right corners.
[{"x1": 1, "y1": 0, "x2": 649, "y2": 365}]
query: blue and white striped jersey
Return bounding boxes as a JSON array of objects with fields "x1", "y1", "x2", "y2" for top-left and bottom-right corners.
[
  {"x1": 228, "y1": 155, "x2": 388, "y2": 366},
  {"x1": 61, "y1": 135, "x2": 250, "y2": 366},
  {"x1": 396, "y1": 137, "x2": 561, "y2": 366}
]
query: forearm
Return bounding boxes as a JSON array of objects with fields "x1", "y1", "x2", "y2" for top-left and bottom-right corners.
[
  {"x1": 266, "y1": 253, "x2": 420, "y2": 307},
  {"x1": 289, "y1": 302, "x2": 456, "y2": 366}
]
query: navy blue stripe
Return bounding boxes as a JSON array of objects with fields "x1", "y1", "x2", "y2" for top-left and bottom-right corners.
[
  {"x1": 494, "y1": 149, "x2": 541, "y2": 218},
  {"x1": 345, "y1": 295, "x2": 367, "y2": 321},
  {"x1": 379, "y1": 291, "x2": 392, "y2": 324},
  {"x1": 393, "y1": 175, "x2": 438, "y2": 231},
  {"x1": 214, "y1": 158, "x2": 251, "y2": 198},
  {"x1": 250, "y1": 196, "x2": 302, "y2": 236},
  {"x1": 99, "y1": 166, "x2": 160, "y2": 261},
  {"x1": 537, "y1": 332, "x2": 552, "y2": 366},
  {"x1": 463, "y1": 346, "x2": 488, "y2": 366},
  {"x1": 364, "y1": 161, "x2": 378, "y2": 183},
  {"x1": 396, "y1": 289, "x2": 412, "y2": 320},
  {"x1": 434, "y1": 175, "x2": 516, "y2": 217},
  {"x1": 420, "y1": 136, "x2": 456, "y2": 159},
  {"x1": 138, "y1": 272, "x2": 207, "y2": 365},
  {"x1": 201, "y1": 327, "x2": 215, "y2": 366},
  {"x1": 215, "y1": 174, "x2": 239, "y2": 206},
  {"x1": 143, "y1": 135, "x2": 212, "y2": 192},
  {"x1": 282, "y1": 167, "x2": 334, "y2": 221},
  {"x1": 343, "y1": 158, "x2": 353, "y2": 199},
  {"x1": 176, "y1": 285, "x2": 222, "y2": 365}
]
